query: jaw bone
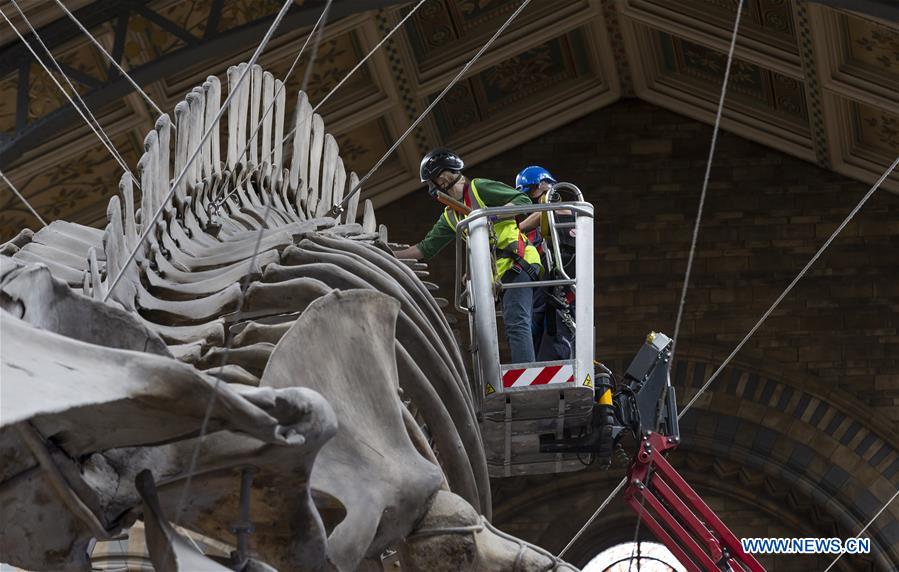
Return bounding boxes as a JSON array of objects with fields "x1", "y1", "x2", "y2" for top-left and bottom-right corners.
[
  {"x1": 0, "y1": 257, "x2": 337, "y2": 571},
  {"x1": 261, "y1": 289, "x2": 445, "y2": 571},
  {"x1": 403, "y1": 491, "x2": 579, "y2": 572}
]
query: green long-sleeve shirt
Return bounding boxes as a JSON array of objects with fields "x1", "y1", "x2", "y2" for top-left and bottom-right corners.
[{"x1": 416, "y1": 178, "x2": 531, "y2": 260}]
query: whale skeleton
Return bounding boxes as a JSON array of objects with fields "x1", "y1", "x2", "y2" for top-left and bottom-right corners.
[{"x1": 0, "y1": 62, "x2": 577, "y2": 572}]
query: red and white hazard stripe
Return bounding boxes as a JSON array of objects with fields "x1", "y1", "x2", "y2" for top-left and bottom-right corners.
[{"x1": 502, "y1": 364, "x2": 574, "y2": 388}]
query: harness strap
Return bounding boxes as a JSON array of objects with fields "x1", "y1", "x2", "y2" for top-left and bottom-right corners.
[
  {"x1": 498, "y1": 241, "x2": 539, "y2": 282},
  {"x1": 527, "y1": 228, "x2": 544, "y2": 254}
]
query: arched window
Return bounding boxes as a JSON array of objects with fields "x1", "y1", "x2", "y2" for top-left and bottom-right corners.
[{"x1": 582, "y1": 541, "x2": 685, "y2": 572}]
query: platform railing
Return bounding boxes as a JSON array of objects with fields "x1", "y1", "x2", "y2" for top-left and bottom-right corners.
[{"x1": 451, "y1": 199, "x2": 595, "y2": 397}]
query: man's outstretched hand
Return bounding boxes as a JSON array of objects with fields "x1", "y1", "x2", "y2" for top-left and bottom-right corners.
[{"x1": 393, "y1": 245, "x2": 424, "y2": 260}]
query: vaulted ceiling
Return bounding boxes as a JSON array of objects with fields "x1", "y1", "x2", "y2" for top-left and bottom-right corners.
[{"x1": 0, "y1": 0, "x2": 897, "y2": 241}]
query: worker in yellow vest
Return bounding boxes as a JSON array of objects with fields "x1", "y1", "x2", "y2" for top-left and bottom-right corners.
[{"x1": 393, "y1": 149, "x2": 542, "y2": 364}]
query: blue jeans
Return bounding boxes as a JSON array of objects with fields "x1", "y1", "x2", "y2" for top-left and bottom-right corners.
[
  {"x1": 501, "y1": 270, "x2": 535, "y2": 364},
  {"x1": 531, "y1": 286, "x2": 547, "y2": 350},
  {"x1": 536, "y1": 299, "x2": 575, "y2": 361}
]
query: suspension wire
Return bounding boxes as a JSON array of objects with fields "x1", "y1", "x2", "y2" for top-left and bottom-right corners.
[
  {"x1": 626, "y1": 511, "x2": 644, "y2": 572},
  {"x1": 558, "y1": 477, "x2": 628, "y2": 558},
  {"x1": 171, "y1": 0, "x2": 333, "y2": 528},
  {"x1": 558, "y1": 0, "x2": 897, "y2": 558},
  {"x1": 669, "y1": 0, "x2": 745, "y2": 367},
  {"x1": 624, "y1": 2, "x2": 746, "y2": 564},
  {"x1": 175, "y1": 0, "x2": 519, "y2": 531},
  {"x1": 1, "y1": 6, "x2": 135, "y2": 181},
  {"x1": 217, "y1": 0, "x2": 428, "y2": 209},
  {"x1": 103, "y1": 0, "x2": 296, "y2": 302},
  {"x1": 51, "y1": 0, "x2": 166, "y2": 120},
  {"x1": 327, "y1": 0, "x2": 532, "y2": 218},
  {"x1": 822, "y1": 487, "x2": 899, "y2": 572},
  {"x1": 308, "y1": 0, "x2": 425, "y2": 126},
  {"x1": 0, "y1": 168, "x2": 48, "y2": 228},
  {"x1": 557, "y1": 153, "x2": 899, "y2": 560},
  {"x1": 9, "y1": 0, "x2": 130, "y2": 170},
  {"x1": 678, "y1": 154, "x2": 899, "y2": 420},
  {"x1": 307, "y1": 3, "x2": 426, "y2": 115},
  {"x1": 212, "y1": 0, "x2": 336, "y2": 207}
]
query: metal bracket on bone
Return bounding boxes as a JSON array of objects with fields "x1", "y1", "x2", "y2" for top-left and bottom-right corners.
[
  {"x1": 135, "y1": 469, "x2": 232, "y2": 572},
  {"x1": 230, "y1": 466, "x2": 256, "y2": 570}
]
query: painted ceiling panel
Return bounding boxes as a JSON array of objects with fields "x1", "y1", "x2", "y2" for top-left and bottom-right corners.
[
  {"x1": 217, "y1": 0, "x2": 286, "y2": 34},
  {"x1": 269, "y1": 31, "x2": 373, "y2": 111},
  {"x1": 333, "y1": 115, "x2": 403, "y2": 183},
  {"x1": 0, "y1": 0, "x2": 897, "y2": 240},
  {"x1": 650, "y1": 0, "x2": 798, "y2": 52},
  {"x1": 655, "y1": 31, "x2": 809, "y2": 128},
  {"x1": 0, "y1": 73, "x2": 16, "y2": 132},
  {"x1": 430, "y1": 28, "x2": 595, "y2": 142},
  {"x1": 124, "y1": 14, "x2": 191, "y2": 64},
  {"x1": 156, "y1": 0, "x2": 218, "y2": 38},
  {"x1": 0, "y1": 130, "x2": 138, "y2": 237},
  {"x1": 854, "y1": 101, "x2": 899, "y2": 158},
  {"x1": 402, "y1": 0, "x2": 593, "y2": 81},
  {"x1": 842, "y1": 12, "x2": 899, "y2": 88},
  {"x1": 644, "y1": 0, "x2": 800, "y2": 54}
]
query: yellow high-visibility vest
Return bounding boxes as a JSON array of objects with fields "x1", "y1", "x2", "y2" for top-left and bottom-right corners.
[{"x1": 442, "y1": 179, "x2": 542, "y2": 281}]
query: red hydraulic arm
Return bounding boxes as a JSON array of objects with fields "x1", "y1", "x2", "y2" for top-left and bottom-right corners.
[{"x1": 624, "y1": 432, "x2": 765, "y2": 572}]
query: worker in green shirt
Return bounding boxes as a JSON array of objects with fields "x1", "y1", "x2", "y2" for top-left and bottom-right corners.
[{"x1": 393, "y1": 148, "x2": 542, "y2": 364}]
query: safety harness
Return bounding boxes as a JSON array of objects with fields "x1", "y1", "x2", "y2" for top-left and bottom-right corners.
[
  {"x1": 442, "y1": 180, "x2": 542, "y2": 284},
  {"x1": 497, "y1": 234, "x2": 540, "y2": 283}
]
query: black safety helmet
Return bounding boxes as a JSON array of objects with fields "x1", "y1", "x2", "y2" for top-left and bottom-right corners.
[{"x1": 420, "y1": 148, "x2": 464, "y2": 187}]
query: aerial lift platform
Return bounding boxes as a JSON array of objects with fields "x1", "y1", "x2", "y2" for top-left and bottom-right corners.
[{"x1": 452, "y1": 183, "x2": 765, "y2": 572}]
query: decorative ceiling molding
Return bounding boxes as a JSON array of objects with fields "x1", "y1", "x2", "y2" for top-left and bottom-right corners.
[
  {"x1": 1, "y1": 0, "x2": 897, "y2": 240},
  {"x1": 618, "y1": 18, "x2": 816, "y2": 161},
  {"x1": 619, "y1": 0, "x2": 803, "y2": 73},
  {"x1": 792, "y1": 0, "x2": 830, "y2": 168},
  {"x1": 370, "y1": 0, "x2": 620, "y2": 208},
  {"x1": 810, "y1": 0, "x2": 899, "y2": 24},
  {"x1": 600, "y1": 0, "x2": 635, "y2": 96},
  {"x1": 807, "y1": 3, "x2": 899, "y2": 191}
]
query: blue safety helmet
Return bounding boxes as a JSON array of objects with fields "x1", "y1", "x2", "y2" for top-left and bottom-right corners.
[{"x1": 515, "y1": 165, "x2": 556, "y2": 193}]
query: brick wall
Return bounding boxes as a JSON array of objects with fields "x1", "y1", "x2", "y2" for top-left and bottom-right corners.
[{"x1": 377, "y1": 97, "x2": 899, "y2": 433}]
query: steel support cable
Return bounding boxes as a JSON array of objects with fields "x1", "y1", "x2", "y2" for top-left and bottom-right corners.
[
  {"x1": 52, "y1": 0, "x2": 167, "y2": 119},
  {"x1": 211, "y1": 0, "x2": 345, "y2": 207},
  {"x1": 9, "y1": 0, "x2": 131, "y2": 170},
  {"x1": 176, "y1": 0, "x2": 521, "y2": 532},
  {"x1": 171, "y1": 0, "x2": 333, "y2": 528},
  {"x1": 216, "y1": 0, "x2": 428, "y2": 209},
  {"x1": 103, "y1": 0, "x2": 296, "y2": 302},
  {"x1": 678, "y1": 154, "x2": 899, "y2": 419},
  {"x1": 557, "y1": 153, "x2": 899, "y2": 561},
  {"x1": 625, "y1": 516, "x2": 643, "y2": 572},
  {"x1": 563, "y1": 2, "x2": 747, "y2": 562},
  {"x1": 327, "y1": 0, "x2": 533, "y2": 218},
  {"x1": 293, "y1": 0, "x2": 427, "y2": 136},
  {"x1": 822, "y1": 487, "x2": 899, "y2": 572},
  {"x1": 669, "y1": 0, "x2": 745, "y2": 366},
  {"x1": 0, "y1": 168, "x2": 48, "y2": 227},
  {"x1": 625, "y1": 3, "x2": 747, "y2": 567},
  {"x1": 1, "y1": 6, "x2": 135, "y2": 183},
  {"x1": 558, "y1": 478, "x2": 628, "y2": 559}
]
